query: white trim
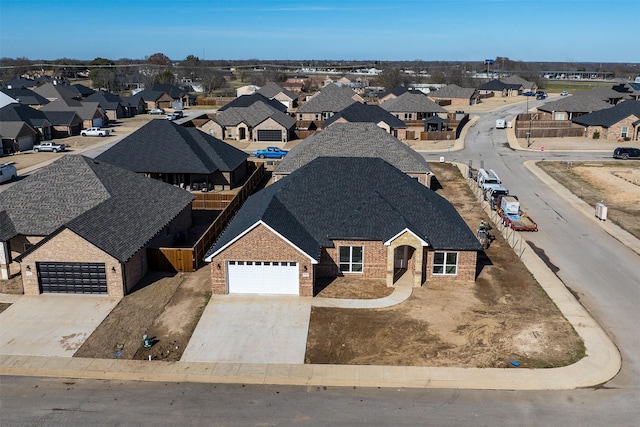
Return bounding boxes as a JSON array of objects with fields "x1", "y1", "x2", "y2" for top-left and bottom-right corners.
[
  {"x1": 384, "y1": 228, "x2": 429, "y2": 247},
  {"x1": 204, "y1": 220, "x2": 318, "y2": 264}
]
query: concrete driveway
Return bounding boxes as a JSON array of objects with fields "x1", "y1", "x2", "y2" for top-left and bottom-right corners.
[
  {"x1": 0, "y1": 295, "x2": 119, "y2": 357},
  {"x1": 181, "y1": 295, "x2": 312, "y2": 364}
]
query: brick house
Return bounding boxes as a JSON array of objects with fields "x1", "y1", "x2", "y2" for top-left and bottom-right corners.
[
  {"x1": 571, "y1": 100, "x2": 640, "y2": 140},
  {"x1": 477, "y1": 79, "x2": 522, "y2": 97},
  {"x1": 296, "y1": 83, "x2": 363, "y2": 122},
  {"x1": 257, "y1": 82, "x2": 299, "y2": 110},
  {"x1": 0, "y1": 103, "x2": 52, "y2": 141},
  {"x1": 537, "y1": 94, "x2": 614, "y2": 121},
  {"x1": 273, "y1": 122, "x2": 434, "y2": 187},
  {"x1": 379, "y1": 91, "x2": 448, "y2": 121},
  {"x1": 322, "y1": 102, "x2": 408, "y2": 139},
  {"x1": 0, "y1": 155, "x2": 194, "y2": 297},
  {"x1": 96, "y1": 119, "x2": 250, "y2": 190},
  {"x1": 204, "y1": 157, "x2": 482, "y2": 296},
  {"x1": 427, "y1": 84, "x2": 480, "y2": 106}
]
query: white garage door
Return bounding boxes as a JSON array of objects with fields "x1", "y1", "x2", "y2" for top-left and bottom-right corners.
[{"x1": 227, "y1": 261, "x2": 299, "y2": 295}]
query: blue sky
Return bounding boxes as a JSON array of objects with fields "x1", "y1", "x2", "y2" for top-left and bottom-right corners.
[{"x1": 1, "y1": 0, "x2": 637, "y2": 62}]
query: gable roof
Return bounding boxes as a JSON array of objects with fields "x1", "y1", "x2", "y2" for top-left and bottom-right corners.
[
  {"x1": 32, "y1": 82, "x2": 79, "y2": 101},
  {"x1": 95, "y1": 119, "x2": 249, "y2": 173},
  {"x1": 39, "y1": 98, "x2": 105, "y2": 120},
  {"x1": 428, "y1": 84, "x2": 477, "y2": 99},
  {"x1": 130, "y1": 89, "x2": 165, "y2": 103},
  {"x1": 275, "y1": 122, "x2": 431, "y2": 175},
  {"x1": 0, "y1": 155, "x2": 194, "y2": 261},
  {"x1": 148, "y1": 83, "x2": 186, "y2": 99},
  {"x1": 0, "y1": 103, "x2": 50, "y2": 128},
  {"x1": 0, "y1": 121, "x2": 38, "y2": 139},
  {"x1": 379, "y1": 91, "x2": 447, "y2": 113},
  {"x1": 41, "y1": 110, "x2": 82, "y2": 126},
  {"x1": 0, "y1": 87, "x2": 49, "y2": 106},
  {"x1": 297, "y1": 83, "x2": 359, "y2": 113},
  {"x1": 84, "y1": 90, "x2": 125, "y2": 110},
  {"x1": 218, "y1": 92, "x2": 287, "y2": 112},
  {"x1": 68, "y1": 84, "x2": 96, "y2": 98},
  {"x1": 538, "y1": 93, "x2": 614, "y2": 114},
  {"x1": 257, "y1": 82, "x2": 298, "y2": 100},
  {"x1": 502, "y1": 75, "x2": 535, "y2": 89},
  {"x1": 207, "y1": 157, "x2": 481, "y2": 261},
  {"x1": 477, "y1": 79, "x2": 522, "y2": 91},
  {"x1": 379, "y1": 86, "x2": 409, "y2": 99},
  {"x1": 322, "y1": 102, "x2": 407, "y2": 128},
  {"x1": 571, "y1": 100, "x2": 640, "y2": 127},
  {"x1": 214, "y1": 101, "x2": 296, "y2": 128}
]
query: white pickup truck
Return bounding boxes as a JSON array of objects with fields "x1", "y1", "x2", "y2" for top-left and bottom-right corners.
[
  {"x1": 33, "y1": 141, "x2": 66, "y2": 152},
  {"x1": 80, "y1": 127, "x2": 110, "y2": 137}
]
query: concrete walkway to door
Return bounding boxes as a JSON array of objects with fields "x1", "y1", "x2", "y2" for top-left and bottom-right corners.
[{"x1": 312, "y1": 270, "x2": 414, "y2": 309}]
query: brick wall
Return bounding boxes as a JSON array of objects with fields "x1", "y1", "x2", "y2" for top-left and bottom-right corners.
[
  {"x1": 209, "y1": 223, "x2": 314, "y2": 296},
  {"x1": 9, "y1": 235, "x2": 44, "y2": 260},
  {"x1": 20, "y1": 228, "x2": 125, "y2": 297},
  {"x1": 424, "y1": 250, "x2": 477, "y2": 282},
  {"x1": 321, "y1": 240, "x2": 387, "y2": 280}
]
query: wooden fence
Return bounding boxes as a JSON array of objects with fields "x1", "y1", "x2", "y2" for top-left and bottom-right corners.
[{"x1": 148, "y1": 162, "x2": 265, "y2": 272}]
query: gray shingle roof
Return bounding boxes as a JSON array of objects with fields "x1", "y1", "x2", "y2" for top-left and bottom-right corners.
[
  {"x1": 0, "y1": 87, "x2": 49, "y2": 106},
  {"x1": 428, "y1": 84, "x2": 477, "y2": 99},
  {"x1": 477, "y1": 79, "x2": 522, "y2": 91},
  {"x1": 32, "y1": 82, "x2": 79, "y2": 100},
  {"x1": 380, "y1": 91, "x2": 447, "y2": 113},
  {"x1": 0, "y1": 103, "x2": 50, "y2": 128},
  {"x1": 297, "y1": 83, "x2": 358, "y2": 113},
  {"x1": 206, "y1": 157, "x2": 481, "y2": 261},
  {"x1": 322, "y1": 103, "x2": 406, "y2": 128},
  {"x1": 257, "y1": 82, "x2": 298, "y2": 101},
  {"x1": 0, "y1": 121, "x2": 37, "y2": 139},
  {"x1": 41, "y1": 110, "x2": 81, "y2": 126},
  {"x1": 275, "y1": 122, "x2": 432, "y2": 175},
  {"x1": 218, "y1": 93, "x2": 287, "y2": 112},
  {"x1": 85, "y1": 90, "x2": 125, "y2": 110},
  {"x1": 95, "y1": 119, "x2": 249, "y2": 173},
  {"x1": 572, "y1": 100, "x2": 640, "y2": 127},
  {"x1": 214, "y1": 101, "x2": 296, "y2": 128},
  {"x1": 0, "y1": 155, "x2": 194, "y2": 261},
  {"x1": 538, "y1": 93, "x2": 614, "y2": 114},
  {"x1": 502, "y1": 75, "x2": 535, "y2": 89},
  {"x1": 39, "y1": 98, "x2": 104, "y2": 121}
]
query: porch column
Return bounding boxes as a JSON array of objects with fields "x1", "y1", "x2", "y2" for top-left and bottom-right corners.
[{"x1": 0, "y1": 241, "x2": 9, "y2": 280}]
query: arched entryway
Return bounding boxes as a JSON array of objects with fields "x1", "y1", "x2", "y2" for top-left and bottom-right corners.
[{"x1": 393, "y1": 245, "x2": 415, "y2": 283}]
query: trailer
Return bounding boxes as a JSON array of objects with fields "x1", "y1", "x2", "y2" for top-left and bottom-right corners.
[{"x1": 496, "y1": 196, "x2": 538, "y2": 231}]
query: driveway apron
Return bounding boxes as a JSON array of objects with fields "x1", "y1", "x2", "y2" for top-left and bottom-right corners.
[{"x1": 181, "y1": 295, "x2": 312, "y2": 364}]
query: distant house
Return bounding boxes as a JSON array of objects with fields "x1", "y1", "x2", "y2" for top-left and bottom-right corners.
[
  {"x1": 204, "y1": 101, "x2": 296, "y2": 143},
  {"x1": 67, "y1": 83, "x2": 96, "y2": 99},
  {"x1": 41, "y1": 111, "x2": 83, "y2": 138},
  {"x1": 129, "y1": 90, "x2": 174, "y2": 111},
  {"x1": 0, "y1": 121, "x2": 39, "y2": 154},
  {"x1": 32, "y1": 82, "x2": 80, "y2": 102},
  {"x1": 96, "y1": 119, "x2": 250, "y2": 190},
  {"x1": 218, "y1": 93, "x2": 287, "y2": 113},
  {"x1": 204, "y1": 157, "x2": 482, "y2": 296},
  {"x1": 571, "y1": 100, "x2": 640, "y2": 140},
  {"x1": 0, "y1": 103, "x2": 52, "y2": 141},
  {"x1": 379, "y1": 91, "x2": 447, "y2": 121},
  {"x1": 257, "y1": 82, "x2": 299, "y2": 109},
  {"x1": 40, "y1": 98, "x2": 109, "y2": 128},
  {"x1": 0, "y1": 155, "x2": 194, "y2": 297},
  {"x1": 0, "y1": 87, "x2": 49, "y2": 108},
  {"x1": 427, "y1": 84, "x2": 480, "y2": 106},
  {"x1": 537, "y1": 94, "x2": 613, "y2": 121},
  {"x1": 322, "y1": 102, "x2": 408, "y2": 139},
  {"x1": 296, "y1": 83, "x2": 363, "y2": 121},
  {"x1": 274, "y1": 122, "x2": 434, "y2": 187},
  {"x1": 85, "y1": 90, "x2": 127, "y2": 120},
  {"x1": 477, "y1": 79, "x2": 522, "y2": 97},
  {"x1": 502, "y1": 75, "x2": 537, "y2": 93},
  {"x1": 120, "y1": 94, "x2": 146, "y2": 116},
  {"x1": 378, "y1": 86, "x2": 410, "y2": 104},
  {"x1": 612, "y1": 82, "x2": 640, "y2": 101}
]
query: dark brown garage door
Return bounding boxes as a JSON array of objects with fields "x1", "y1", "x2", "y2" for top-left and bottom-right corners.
[
  {"x1": 257, "y1": 130, "x2": 282, "y2": 142},
  {"x1": 37, "y1": 262, "x2": 107, "y2": 294}
]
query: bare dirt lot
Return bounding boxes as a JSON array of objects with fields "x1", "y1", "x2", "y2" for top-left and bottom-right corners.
[
  {"x1": 537, "y1": 161, "x2": 640, "y2": 239},
  {"x1": 305, "y1": 162, "x2": 584, "y2": 368}
]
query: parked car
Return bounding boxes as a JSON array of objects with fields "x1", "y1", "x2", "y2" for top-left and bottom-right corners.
[
  {"x1": 0, "y1": 162, "x2": 17, "y2": 184},
  {"x1": 80, "y1": 127, "x2": 110, "y2": 137},
  {"x1": 536, "y1": 91, "x2": 547, "y2": 100},
  {"x1": 148, "y1": 108, "x2": 165, "y2": 115},
  {"x1": 613, "y1": 147, "x2": 640, "y2": 160},
  {"x1": 523, "y1": 91, "x2": 536, "y2": 96},
  {"x1": 166, "y1": 111, "x2": 184, "y2": 120},
  {"x1": 560, "y1": 91, "x2": 569, "y2": 96},
  {"x1": 33, "y1": 141, "x2": 66, "y2": 153},
  {"x1": 254, "y1": 146, "x2": 288, "y2": 159}
]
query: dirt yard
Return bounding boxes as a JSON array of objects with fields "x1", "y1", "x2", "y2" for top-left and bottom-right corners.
[
  {"x1": 305, "y1": 162, "x2": 584, "y2": 368},
  {"x1": 537, "y1": 161, "x2": 640, "y2": 239},
  {"x1": 75, "y1": 267, "x2": 211, "y2": 361}
]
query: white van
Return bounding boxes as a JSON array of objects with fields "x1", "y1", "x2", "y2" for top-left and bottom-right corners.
[{"x1": 495, "y1": 119, "x2": 506, "y2": 129}]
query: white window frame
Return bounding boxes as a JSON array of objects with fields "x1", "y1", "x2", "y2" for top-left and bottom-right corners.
[
  {"x1": 621, "y1": 126, "x2": 628, "y2": 138},
  {"x1": 339, "y1": 246, "x2": 363, "y2": 273},
  {"x1": 432, "y1": 251, "x2": 458, "y2": 276}
]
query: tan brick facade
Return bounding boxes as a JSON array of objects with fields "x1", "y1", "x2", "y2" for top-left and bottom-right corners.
[
  {"x1": 582, "y1": 114, "x2": 639, "y2": 140},
  {"x1": 209, "y1": 223, "x2": 314, "y2": 296},
  {"x1": 321, "y1": 240, "x2": 387, "y2": 281},
  {"x1": 425, "y1": 250, "x2": 477, "y2": 282},
  {"x1": 253, "y1": 117, "x2": 290, "y2": 142},
  {"x1": 20, "y1": 229, "x2": 126, "y2": 297}
]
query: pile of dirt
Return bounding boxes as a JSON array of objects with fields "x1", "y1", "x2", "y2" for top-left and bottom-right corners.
[{"x1": 305, "y1": 162, "x2": 584, "y2": 368}]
